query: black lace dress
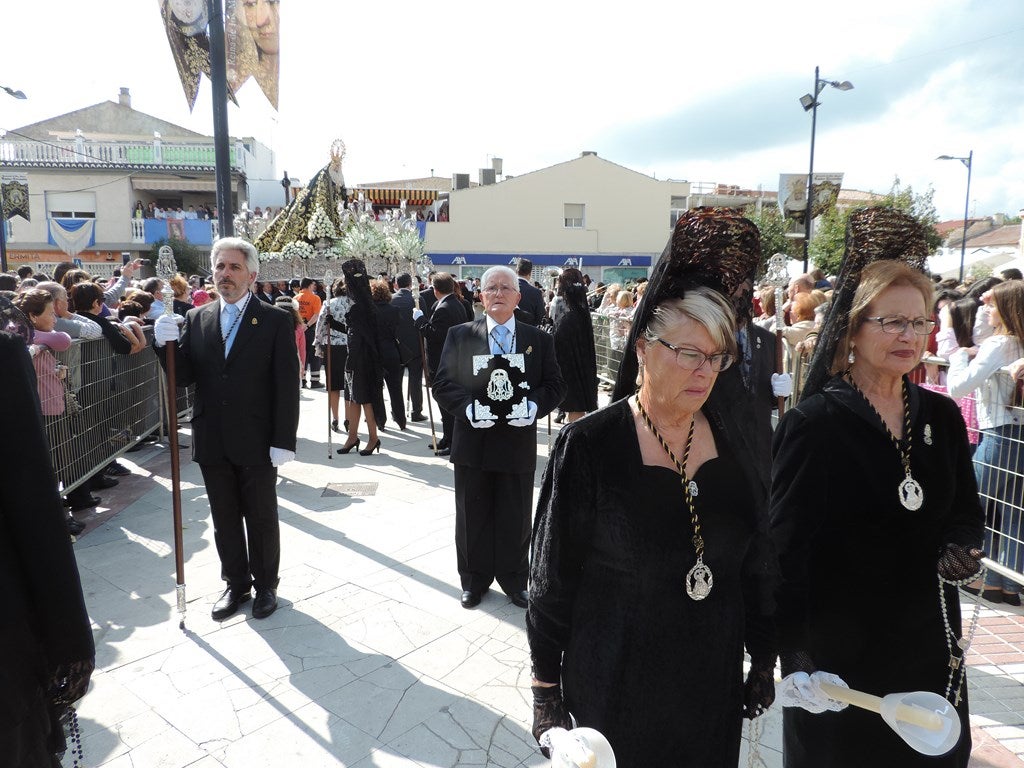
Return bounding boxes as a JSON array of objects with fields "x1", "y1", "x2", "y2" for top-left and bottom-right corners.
[{"x1": 529, "y1": 399, "x2": 775, "y2": 768}]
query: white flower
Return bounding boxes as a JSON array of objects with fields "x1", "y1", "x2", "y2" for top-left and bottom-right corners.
[
  {"x1": 258, "y1": 251, "x2": 283, "y2": 262},
  {"x1": 281, "y1": 240, "x2": 315, "y2": 260},
  {"x1": 307, "y1": 207, "x2": 337, "y2": 240}
]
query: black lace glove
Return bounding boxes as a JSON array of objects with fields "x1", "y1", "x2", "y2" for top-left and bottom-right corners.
[
  {"x1": 937, "y1": 543, "x2": 984, "y2": 581},
  {"x1": 532, "y1": 684, "x2": 572, "y2": 758},
  {"x1": 779, "y1": 650, "x2": 815, "y2": 677},
  {"x1": 48, "y1": 658, "x2": 95, "y2": 711},
  {"x1": 743, "y1": 664, "x2": 776, "y2": 719}
]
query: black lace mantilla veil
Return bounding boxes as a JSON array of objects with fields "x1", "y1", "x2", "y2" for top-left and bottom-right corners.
[
  {"x1": 799, "y1": 206, "x2": 929, "y2": 400},
  {"x1": 611, "y1": 207, "x2": 762, "y2": 402},
  {"x1": 0, "y1": 295, "x2": 34, "y2": 345}
]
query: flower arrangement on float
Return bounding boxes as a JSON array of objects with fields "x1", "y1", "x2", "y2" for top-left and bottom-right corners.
[{"x1": 280, "y1": 240, "x2": 314, "y2": 261}]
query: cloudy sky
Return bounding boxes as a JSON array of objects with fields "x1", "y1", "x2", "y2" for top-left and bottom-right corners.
[{"x1": 3, "y1": 0, "x2": 1022, "y2": 221}]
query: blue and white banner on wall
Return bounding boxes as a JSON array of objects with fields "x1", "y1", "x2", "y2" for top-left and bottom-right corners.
[{"x1": 48, "y1": 218, "x2": 95, "y2": 258}]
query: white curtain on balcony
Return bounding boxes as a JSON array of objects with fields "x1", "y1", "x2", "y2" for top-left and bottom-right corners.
[{"x1": 47, "y1": 218, "x2": 95, "y2": 258}]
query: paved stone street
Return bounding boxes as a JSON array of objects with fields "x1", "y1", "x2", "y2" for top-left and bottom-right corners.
[{"x1": 64, "y1": 390, "x2": 1024, "y2": 767}]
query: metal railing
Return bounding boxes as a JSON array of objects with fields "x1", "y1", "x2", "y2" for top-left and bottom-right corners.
[
  {"x1": 0, "y1": 137, "x2": 250, "y2": 170},
  {"x1": 41, "y1": 334, "x2": 192, "y2": 495}
]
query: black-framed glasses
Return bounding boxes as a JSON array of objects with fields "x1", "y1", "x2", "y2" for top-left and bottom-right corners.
[
  {"x1": 482, "y1": 285, "x2": 518, "y2": 295},
  {"x1": 653, "y1": 338, "x2": 734, "y2": 372},
  {"x1": 864, "y1": 316, "x2": 936, "y2": 335}
]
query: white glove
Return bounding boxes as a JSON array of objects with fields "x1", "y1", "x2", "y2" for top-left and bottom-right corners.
[
  {"x1": 269, "y1": 447, "x2": 295, "y2": 467},
  {"x1": 507, "y1": 401, "x2": 538, "y2": 428},
  {"x1": 776, "y1": 671, "x2": 849, "y2": 713},
  {"x1": 153, "y1": 314, "x2": 181, "y2": 347},
  {"x1": 772, "y1": 372, "x2": 794, "y2": 398},
  {"x1": 412, "y1": 308, "x2": 424, "y2": 320},
  {"x1": 465, "y1": 403, "x2": 495, "y2": 428}
]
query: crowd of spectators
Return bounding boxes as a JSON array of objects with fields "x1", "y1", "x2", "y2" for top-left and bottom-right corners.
[{"x1": 1, "y1": 259, "x2": 226, "y2": 536}]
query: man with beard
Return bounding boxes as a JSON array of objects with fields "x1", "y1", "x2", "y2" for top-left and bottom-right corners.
[{"x1": 153, "y1": 237, "x2": 300, "y2": 621}]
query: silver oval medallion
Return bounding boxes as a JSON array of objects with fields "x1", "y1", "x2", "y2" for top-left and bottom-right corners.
[
  {"x1": 899, "y1": 476, "x2": 924, "y2": 511},
  {"x1": 686, "y1": 557, "x2": 713, "y2": 601}
]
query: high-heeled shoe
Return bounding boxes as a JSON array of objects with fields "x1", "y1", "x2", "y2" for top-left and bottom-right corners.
[
  {"x1": 359, "y1": 439, "x2": 381, "y2": 456},
  {"x1": 331, "y1": 418, "x2": 341, "y2": 433},
  {"x1": 336, "y1": 438, "x2": 360, "y2": 454}
]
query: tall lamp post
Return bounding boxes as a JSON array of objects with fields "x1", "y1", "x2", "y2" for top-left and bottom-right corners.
[
  {"x1": 936, "y1": 151, "x2": 973, "y2": 283},
  {"x1": 0, "y1": 84, "x2": 28, "y2": 274},
  {"x1": 799, "y1": 67, "x2": 853, "y2": 272}
]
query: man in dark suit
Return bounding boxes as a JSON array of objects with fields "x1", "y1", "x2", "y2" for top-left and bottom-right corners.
[
  {"x1": 154, "y1": 237, "x2": 300, "y2": 621},
  {"x1": 706, "y1": 277, "x2": 791, "y2": 503},
  {"x1": 391, "y1": 273, "x2": 426, "y2": 421},
  {"x1": 414, "y1": 273, "x2": 465, "y2": 454},
  {"x1": 515, "y1": 258, "x2": 546, "y2": 325},
  {"x1": 418, "y1": 271, "x2": 438, "y2": 320},
  {"x1": 432, "y1": 265, "x2": 565, "y2": 609}
]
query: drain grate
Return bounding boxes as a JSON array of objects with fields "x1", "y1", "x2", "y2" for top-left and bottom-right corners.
[{"x1": 322, "y1": 482, "x2": 379, "y2": 497}]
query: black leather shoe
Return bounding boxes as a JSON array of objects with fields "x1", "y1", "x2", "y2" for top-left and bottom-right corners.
[
  {"x1": 252, "y1": 588, "x2": 278, "y2": 619},
  {"x1": 309, "y1": 380, "x2": 325, "y2": 389},
  {"x1": 461, "y1": 590, "x2": 482, "y2": 609},
  {"x1": 509, "y1": 590, "x2": 529, "y2": 609},
  {"x1": 435, "y1": 447, "x2": 451, "y2": 457},
  {"x1": 410, "y1": 413, "x2": 427, "y2": 422},
  {"x1": 68, "y1": 495, "x2": 101, "y2": 513},
  {"x1": 67, "y1": 517, "x2": 86, "y2": 535},
  {"x1": 91, "y1": 475, "x2": 119, "y2": 490},
  {"x1": 105, "y1": 461, "x2": 131, "y2": 476},
  {"x1": 211, "y1": 586, "x2": 251, "y2": 621}
]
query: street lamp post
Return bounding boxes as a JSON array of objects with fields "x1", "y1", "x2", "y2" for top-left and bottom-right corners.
[
  {"x1": 799, "y1": 66, "x2": 853, "y2": 272},
  {"x1": 936, "y1": 151, "x2": 973, "y2": 284},
  {"x1": 0, "y1": 84, "x2": 28, "y2": 274}
]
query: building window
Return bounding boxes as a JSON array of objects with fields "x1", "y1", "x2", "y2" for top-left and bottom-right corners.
[
  {"x1": 564, "y1": 203, "x2": 584, "y2": 229},
  {"x1": 46, "y1": 191, "x2": 96, "y2": 219}
]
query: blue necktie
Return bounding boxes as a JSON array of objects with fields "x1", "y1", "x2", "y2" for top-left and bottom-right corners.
[
  {"x1": 223, "y1": 303, "x2": 240, "y2": 357},
  {"x1": 492, "y1": 324, "x2": 510, "y2": 354}
]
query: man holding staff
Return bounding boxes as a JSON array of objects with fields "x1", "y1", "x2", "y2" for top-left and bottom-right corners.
[{"x1": 154, "y1": 237, "x2": 300, "y2": 621}]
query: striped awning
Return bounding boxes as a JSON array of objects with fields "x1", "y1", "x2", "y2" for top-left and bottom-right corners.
[{"x1": 349, "y1": 188, "x2": 438, "y2": 207}]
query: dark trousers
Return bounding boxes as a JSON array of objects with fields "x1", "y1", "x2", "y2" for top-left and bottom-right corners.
[
  {"x1": 200, "y1": 462, "x2": 281, "y2": 592},
  {"x1": 382, "y1": 358, "x2": 407, "y2": 428},
  {"x1": 404, "y1": 357, "x2": 424, "y2": 415},
  {"x1": 453, "y1": 464, "x2": 532, "y2": 593},
  {"x1": 304, "y1": 326, "x2": 321, "y2": 377}
]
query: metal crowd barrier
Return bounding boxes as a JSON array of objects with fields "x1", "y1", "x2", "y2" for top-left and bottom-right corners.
[
  {"x1": 43, "y1": 332, "x2": 193, "y2": 495},
  {"x1": 592, "y1": 311, "x2": 631, "y2": 387}
]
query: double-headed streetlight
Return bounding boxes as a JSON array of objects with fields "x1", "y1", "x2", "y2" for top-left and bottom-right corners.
[
  {"x1": 800, "y1": 66, "x2": 853, "y2": 272},
  {"x1": 1, "y1": 83, "x2": 28, "y2": 274},
  {"x1": 936, "y1": 151, "x2": 973, "y2": 283}
]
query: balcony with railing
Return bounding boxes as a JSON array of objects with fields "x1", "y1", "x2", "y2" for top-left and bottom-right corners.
[{"x1": 0, "y1": 134, "x2": 251, "y2": 172}]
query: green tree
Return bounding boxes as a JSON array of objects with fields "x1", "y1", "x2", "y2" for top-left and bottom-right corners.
[
  {"x1": 150, "y1": 237, "x2": 206, "y2": 277},
  {"x1": 744, "y1": 203, "x2": 800, "y2": 278},
  {"x1": 807, "y1": 204, "x2": 852, "y2": 277}
]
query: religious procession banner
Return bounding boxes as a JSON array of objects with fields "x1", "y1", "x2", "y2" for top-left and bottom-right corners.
[
  {"x1": 225, "y1": 0, "x2": 280, "y2": 109},
  {"x1": 48, "y1": 219, "x2": 95, "y2": 259},
  {"x1": 159, "y1": 0, "x2": 213, "y2": 111},
  {"x1": 1, "y1": 173, "x2": 30, "y2": 221},
  {"x1": 778, "y1": 172, "x2": 844, "y2": 226}
]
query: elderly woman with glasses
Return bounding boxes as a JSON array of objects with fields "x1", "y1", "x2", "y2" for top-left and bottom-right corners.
[
  {"x1": 771, "y1": 209, "x2": 984, "y2": 768},
  {"x1": 528, "y1": 210, "x2": 777, "y2": 767}
]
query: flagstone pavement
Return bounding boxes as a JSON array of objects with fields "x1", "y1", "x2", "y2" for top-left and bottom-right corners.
[{"x1": 63, "y1": 390, "x2": 1024, "y2": 767}]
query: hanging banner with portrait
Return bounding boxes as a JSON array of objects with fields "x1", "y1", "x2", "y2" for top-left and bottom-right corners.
[
  {"x1": 158, "y1": 0, "x2": 213, "y2": 111},
  {"x1": 226, "y1": 0, "x2": 280, "y2": 109},
  {"x1": 778, "y1": 173, "x2": 844, "y2": 226},
  {"x1": 1, "y1": 173, "x2": 30, "y2": 221}
]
